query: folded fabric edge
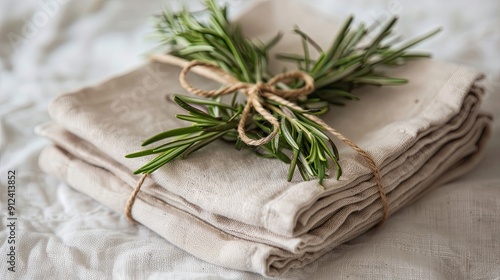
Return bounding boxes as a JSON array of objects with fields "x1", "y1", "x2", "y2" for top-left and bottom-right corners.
[
  {"x1": 38, "y1": 144, "x2": 281, "y2": 277},
  {"x1": 262, "y1": 65, "x2": 485, "y2": 236}
]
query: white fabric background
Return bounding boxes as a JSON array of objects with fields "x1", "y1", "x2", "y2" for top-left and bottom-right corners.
[{"x1": 0, "y1": 0, "x2": 499, "y2": 279}]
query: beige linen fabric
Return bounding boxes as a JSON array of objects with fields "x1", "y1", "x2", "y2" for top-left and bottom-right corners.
[
  {"x1": 36, "y1": 60, "x2": 492, "y2": 276},
  {"x1": 35, "y1": 0, "x2": 493, "y2": 277}
]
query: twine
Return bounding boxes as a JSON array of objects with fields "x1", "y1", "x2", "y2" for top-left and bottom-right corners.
[
  {"x1": 124, "y1": 173, "x2": 147, "y2": 223},
  {"x1": 125, "y1": 58, "x2": 388, "y2": 225},
  {"x1": 179, "y1": 61, "x2": 315, "y2": 146}
]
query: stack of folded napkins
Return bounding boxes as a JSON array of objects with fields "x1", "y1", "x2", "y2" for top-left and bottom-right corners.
[{"x1": 36, "y1": 1, "x2": 492, "y2": 277}]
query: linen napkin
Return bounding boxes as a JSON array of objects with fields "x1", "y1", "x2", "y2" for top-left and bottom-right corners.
[{"x1": 36, "y1": 0, "x2": 493, "y2": 277}]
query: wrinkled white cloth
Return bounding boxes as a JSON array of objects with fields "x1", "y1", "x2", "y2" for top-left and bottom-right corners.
[
  {"x1": 34, "y1": 1, "x2": 493, "y2": 276},
  {"x1": 1, "y1": 0, "x2": 500, "y2": 279}
]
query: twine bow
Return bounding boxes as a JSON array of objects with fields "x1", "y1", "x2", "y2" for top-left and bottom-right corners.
[
  {"x1": 179, "y1": 61, "x2": 315, "y2": 146},
  {"x1": 125, "y1": 57, "x2": 388, "y2": 226}
]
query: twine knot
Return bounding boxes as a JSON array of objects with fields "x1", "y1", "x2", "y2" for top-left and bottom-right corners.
[{"x1": 179, "y1": 60, "x2": 315, "y2": 146}]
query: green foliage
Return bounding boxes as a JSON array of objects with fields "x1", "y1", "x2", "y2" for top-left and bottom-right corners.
[{"x1": 129, "y1": 0, "x2": 439, "y2": 184}]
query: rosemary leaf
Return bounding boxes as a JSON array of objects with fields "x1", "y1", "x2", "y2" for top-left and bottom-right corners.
[{"x1": 130, "y1": 0, "x2": 439, "y2": 182}]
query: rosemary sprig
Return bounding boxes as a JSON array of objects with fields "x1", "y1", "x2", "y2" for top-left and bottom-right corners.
[{"x1": 128, "y1": 0, "x2": 440, "y2": 184}]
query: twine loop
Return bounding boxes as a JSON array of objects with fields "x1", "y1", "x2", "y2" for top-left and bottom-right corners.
[{"x1": 125, "y1": 57, "x2": 388, "y2": 225}]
